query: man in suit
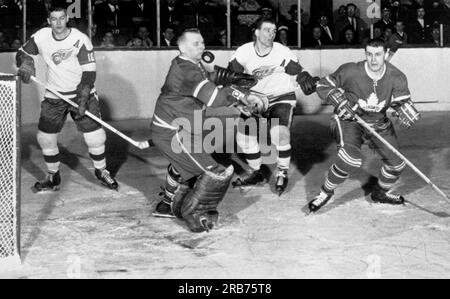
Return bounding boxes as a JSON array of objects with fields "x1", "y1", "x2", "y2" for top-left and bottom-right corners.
[
  {"x1": 94, "y1": 0, "x2": 132, "y2": 46},
  {"x1": 375, "y1": 7, "x2": 394, "y2": 32},
  {"x1": 407, "y1": 6, "x2": 431, "y2": 44},
  {"x1": 317, "y1": 13, "x2": 334, "y2": 45},
  {"x1": 125, "y1": 0, "x2": 157, "y2": 41},
  {"x1": 334, "y1": 3, "x2": 368, "y2": 44}
]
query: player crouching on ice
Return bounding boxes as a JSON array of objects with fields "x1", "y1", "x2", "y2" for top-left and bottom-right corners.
[
  {"x1": 16, "y1": 4, "x2": 119, "y2": 192},
  {"x1": 308, "y1": 38, "x2": 420, "y2": 213},
  {"x1": 150, "y1": 29, "x2": 268, "y2": 232}
]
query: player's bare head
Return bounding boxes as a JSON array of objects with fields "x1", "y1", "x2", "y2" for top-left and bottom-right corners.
[
  {"x1": 365, "y1": 38, "x2": 388, "y2": 73},
  {"x1": 47, "y1": 5, "x2": 69, "y2": 34},
  {"x1": 365, "y1": 38, "x2": 387, "y2": 52},
  {"x1": 177, "y1": 28, "x2": 205, "y2": 62},
  {"x1": 47, "y1": 0, "x2": 68, "y2": 18},
  {"x1": 254, "y1": 18, "x2": 277, "y2": 46}
]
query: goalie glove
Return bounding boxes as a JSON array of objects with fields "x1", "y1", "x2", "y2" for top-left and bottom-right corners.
[
  {"x1": 229, "y1": 85, "x2": 268, "y2": 117},
  {"x1": 391, "y1": 99, "x2": 421, "y2": 128},
  {"x1": 297, "y1": 71, "x2": 320, "y2": 95},
  {"x1": 327, "y1": 88, "x2": 361, "y2": 121},
  {"x1": 212, "y1": 66, "x2": 257, "y2": 89}
]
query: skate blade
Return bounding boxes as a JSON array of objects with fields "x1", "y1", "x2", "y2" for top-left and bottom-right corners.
[
  {"x1": 152, "y1": 212, "x2": 176, "y2": 219},
  {"x1": 31, "y1": 185, "x2": 60, "y2": 194},
  {"x1": 99, "y1": 181, "x2": 119, "y2": 191}
]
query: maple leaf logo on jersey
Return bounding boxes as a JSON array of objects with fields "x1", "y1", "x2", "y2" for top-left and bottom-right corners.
[
  {"x1": 358, "y1": 93, "x2": 386, "y2": 113},
  {"x1": 252, "y1": 66, "x2": 284, "y2": 80},
  {"x1": 51, "y1": 48, "x2": 74, "y2": 65}
]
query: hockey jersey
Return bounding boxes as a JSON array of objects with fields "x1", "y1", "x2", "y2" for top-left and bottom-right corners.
[
  {"x1": 20, "y1": 27, "x2": 96, "y2": 99},
  {"x1": 317, "y1": 61, "x2": 411, "y2": 122},
  {"x1": 228, "y1": 42, "x2": 305, "y2": 106},
  {"x1": 153, "y1": 56, "x2": 237, "y2": 132}
]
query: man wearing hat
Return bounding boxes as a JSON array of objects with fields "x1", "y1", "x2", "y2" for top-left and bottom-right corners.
[{"x1": 375, "y1": 7, "x2": 394, "y2": 33}]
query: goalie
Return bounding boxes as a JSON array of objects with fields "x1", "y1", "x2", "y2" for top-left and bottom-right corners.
[
  {"x1": 150, "y1": 29, "x2": 267, "y2": 232},
  {"x1": 308, "y1": 38, "x2": 420, "y2": 213}
]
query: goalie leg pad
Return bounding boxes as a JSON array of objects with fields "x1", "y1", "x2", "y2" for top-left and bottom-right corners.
[{"x1": 180, "y1": 165, "x2": 234, "y2": 232}]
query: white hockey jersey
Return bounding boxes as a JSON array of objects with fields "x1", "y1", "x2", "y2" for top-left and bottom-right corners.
[
  {"x1": 229, "y1": 42, "x2": 305, "y2": 105},
  {"x1": 21, "y1": 27, "x2": 96, "y2": 99}
]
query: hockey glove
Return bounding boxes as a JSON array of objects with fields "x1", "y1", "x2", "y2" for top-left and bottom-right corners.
[
  {"x1": 74, "y1": 84, "x2": 91, "y2": 119},
  {"x1": 230, "y1": 85, "x2": 268, "y2": 117},
  {"x1": 391, "y1": 99, "x2": 421, "y2": 128},
  {"x1": 328, "y1": 89, "x2": 361, "y2": 121},
  {"x1": 297, "y1": 71, "x2": 320, "y2": 95},
  {"x1": 18, "y1": 60, "x2": 35, "y2": 84},
  {"x1": 212, "y1": 66, "x2": 257, "y2": 89}
]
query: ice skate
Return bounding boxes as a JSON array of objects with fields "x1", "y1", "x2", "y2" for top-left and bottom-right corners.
[
  {"x1": 308, "y1": 189, "x2": 334, "y2": 213},
  {"x1": 32, "y1": 171, "x2": 61, "y2": 193},
  {"x1": 275, "y1": 168, "x2": 288, "y2": 196},
  {"x1": 371, "y1": 184, "x2": 405, "y2": 205},
  {"x1": 95, "y1": 168, "x2": 119, "y2": 190}
]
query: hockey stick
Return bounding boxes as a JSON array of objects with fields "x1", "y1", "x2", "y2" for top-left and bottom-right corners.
[
  {"x1": 31, "y1": 76, "x2": 151, "y2": 150},
  {"x1": 355, "y1": 114, "x2": 450, "y2": 202}
]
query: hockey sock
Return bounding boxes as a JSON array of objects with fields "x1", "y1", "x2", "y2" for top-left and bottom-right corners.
[
  {"x1": 378, "y1": 161, "x2": 406, "y2": 190},
  {"x1": 276, "y1": 144, "x2": 291, "y2": 170},
  {"x1": 43, "y1": 149, "x2": 60, "y2": 174}
]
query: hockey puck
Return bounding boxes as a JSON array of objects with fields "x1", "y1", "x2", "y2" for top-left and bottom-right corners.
[{"x1": 202, "y1": 51, "x2": 215, "y2": 64}]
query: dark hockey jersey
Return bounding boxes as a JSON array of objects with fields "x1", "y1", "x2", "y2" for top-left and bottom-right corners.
[
  {"x1": 317, "y1": 61, "x2": 411, "y2": 122},
  {"x1": 153, "y1": 56, "x2": 237, "y2": 132}
]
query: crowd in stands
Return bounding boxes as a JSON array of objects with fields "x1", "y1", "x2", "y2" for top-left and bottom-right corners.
[{"x1": 0, "y1": 0, "x2": 450, "y2": 50}]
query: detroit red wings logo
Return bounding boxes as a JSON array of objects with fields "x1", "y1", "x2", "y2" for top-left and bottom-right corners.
[
  {"x1": 51, "y1": 48, "x2": 74, "y2": 65},
  {"x1": 252, "y1": 66, "x2": 284, "y2": 80}
]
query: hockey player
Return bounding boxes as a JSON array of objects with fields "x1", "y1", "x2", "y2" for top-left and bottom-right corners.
[
  {"x1": 308, "y1": 38, "x2": 420, "y2": 213},
  {"x1": 150, "y1": 28, "x2": 268, "y2": 232},
  {"x1": 229, "y1": 18, "x2": 319, "y2": 195},
  {"x1": 16, "y1": 5, "x2": 119, "y2": 192}
]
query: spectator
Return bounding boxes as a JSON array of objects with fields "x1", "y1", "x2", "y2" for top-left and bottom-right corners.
[
  {"x1": 373, "y1": 24, "x2": 384, "y2": 40},
  {"x1": 383, "y1": 25, "x2": 395, "y2": 42},
  {"x1": 160, "y1": 0, "x2": 183, "y2": 32},
  {"x1": 333, "y1": 5, "x2": 347, "y2": 24},
  {"x1": 10, "y1": 37, "x2": 22, "y2": 49},
  {"x1": 427, "y1": 0, "x2": 443, "y2": 26},
  {"x1": 0, "y1": 31, "x2": 10, "y2": 49},
  {"x1": 276, "y1": 26, "x2": 289, "y2": 46},
  {"x1": 386, "y1": 19, "x2": 408, "y2": 60},
  {"x1": 334, "y1": 3, "x2": 368, "y2": 44},
  {"x1": 259, "y1": 6, "x2": 273, "y2": 21},
  {"x1": 125, "y1": 0, "x2": 157, "y2": 42},
  {"x1": 317, "y1": 13, "x2": 334, "y2": 45},
  {"x1": 285, "y1": 4, "x2": 307, "y2": 46},
  {"x1": 94, "y1": 0, "x2": 132, "y2": 46},
  {"x1": 136, "y1": 26, "x2": 154, "y2": 47},
  {"x1": 309, "y1": 25, "x2": 324, "y2": 47},
  {"x1": 339, "y1": 26, "x2": 358, "y2": 46},
  {"x1": 408, "y1": 6, "x2": 432, "y2": 44},
  {"x1": 100, "y1": 31, "x2": 115, "y2": 48},
  {"x1": 430, "y1": 25, "x2": 441, "y2": 46},
  {"x1": 233, "y1": 0, "x2": 261, "y2": 46},
  {"x1": 127, "y1": 37, "x2": 144, "y2": 48},
  {"x1": 375, "y1": 7, "x2": 394, "y2": 32},
  {"x1": 212, "y1": 28, "x2": 227, "y2": 47},
  {"x1": 161, "y1": 26, "x2": 177, "y2": 47}
]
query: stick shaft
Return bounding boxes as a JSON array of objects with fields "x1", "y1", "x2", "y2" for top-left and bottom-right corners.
[
  {"x1": 31, "y1": 76, "x2": 143, "y2": 149},
  {"x1": 355, "y1": 115, "x2": 449, "y2": 201}
]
